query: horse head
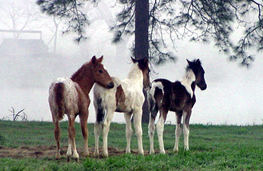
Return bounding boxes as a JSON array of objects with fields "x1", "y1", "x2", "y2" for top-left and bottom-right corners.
[
  {"x1": 187, "y1": 59, "x2": 207, "y2": 90},
  {"x1": 91, "y1": 56, "x2": 114, "y2": 89},
  {"x1": 131, "y1": 57, "x2": 151, "y2": 89}
]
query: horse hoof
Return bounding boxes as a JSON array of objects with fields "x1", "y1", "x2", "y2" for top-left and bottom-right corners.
[
  {"x1": 84, "y1": 152, "x2": 89, "y2": 157},
  {"x1": 149, "y1": 151, "x2": 155, "y2": 155},
  {"x1": 55, "y1": 155, "x2": 61, "y2": 160},
  {"x1": 126, "y1": 149, "x2": 131, "y2": 154},
  {"x1": 173, "y1": 147, "x2": 179, "y2": 153},
  {"x1": 93, "y1": 152, "x2": 99, "y2": 157},
  {"x1": 160, "y1": 150, "x2": 166, "y2": 154},
  {"x1": 103, "y1": 153, "x2": 109, "y2": 158},
  {"x1": 139, "y1": 150, "x2": 144, "y2": 155}
]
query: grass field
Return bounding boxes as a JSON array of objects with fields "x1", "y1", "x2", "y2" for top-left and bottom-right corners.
[{"x1": 0, "y1": 120, "x2": 263, "y2": 170}]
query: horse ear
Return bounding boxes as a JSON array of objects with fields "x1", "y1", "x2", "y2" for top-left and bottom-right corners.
[
  {"x1": 186, "y1": 59, "x2": 191, "y2": 65},
  {"x1": 196, "y1": 59, "x2": 201, "y2": 65},
  {"x1": 97, "y1": 56, "x2": 103, "y2": 63},
  {"x1": 131, "y1": 57, "x2": 136, "y2": 63},
  {"x1": 92, "y1": 56, "x2": 97, "y2": 64}
]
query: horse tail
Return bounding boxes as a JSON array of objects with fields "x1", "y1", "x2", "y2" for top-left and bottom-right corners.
[
  {"x1": 148, "y1": 81, "x2": 164, "y2": 119},
  {"x1": 54, "y1": 82, "x2": 65, "y2": 121},
  {"x1": 95, "y1": 98, "x2": 106, "y2": 123},
  {"x1": 147, "y1": 88, "x2": 157, "y2": 120}
]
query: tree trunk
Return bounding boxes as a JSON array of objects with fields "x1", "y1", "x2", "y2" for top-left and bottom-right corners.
[
  {"x1": 142, "y1": 89, "x2": 149, "y2": 123},
  {"x1": 135, "y1": 0, "x2": 149, "y2": 60},
  {"x1": 135, "y1": 0, "x2": 149, "y2": 123}
]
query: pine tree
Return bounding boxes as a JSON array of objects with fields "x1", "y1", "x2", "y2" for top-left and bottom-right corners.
[
  {"x1": 37, "y1": 0, "x2": 263, "y2": 66},
  {"x1": 37, "y1": 0, "x2": 263, "y2": 122}
]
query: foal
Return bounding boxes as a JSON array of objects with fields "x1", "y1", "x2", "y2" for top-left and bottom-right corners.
[
  {"x1": 93, "y1": 58, "x2": 150, "y2": 157},
  {"x1": 49, "y1": 56, "x2": 114, "y2": 161},
  {"x1": 148, "y1": 59, "x2": 207, "y2": 154}
]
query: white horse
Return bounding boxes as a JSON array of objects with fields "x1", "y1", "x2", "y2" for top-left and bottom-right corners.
[{"x1": 93, "y1": 57, "x2": 150, "y2": 157}]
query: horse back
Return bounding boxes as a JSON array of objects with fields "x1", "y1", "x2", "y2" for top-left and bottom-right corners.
[{"x1": 152, "y1": 79, "x2": 194, "y2": 112}]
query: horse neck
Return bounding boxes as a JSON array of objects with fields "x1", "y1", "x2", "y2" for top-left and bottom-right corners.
[
  {"x1": 127, "y1": 63, "x2": 143, "y2": 87},
  {"x1": 71, "y1": 64, "x2": 94, "y2": 97},
  {"x1": 181, "y1": 69, "x2": 196, "y2": 85},
  {"x1": 191, "y1": 82, "x2": 196, "y2": 92},
  {"x1": 180, "y1": 69, "x2": 196, "y2": 96}
]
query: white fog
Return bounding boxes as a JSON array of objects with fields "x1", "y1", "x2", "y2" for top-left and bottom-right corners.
[{"x1": 0, "y1": 0, "x2": 262, "y2": 125}]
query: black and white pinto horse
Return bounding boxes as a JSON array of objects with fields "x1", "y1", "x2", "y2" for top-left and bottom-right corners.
[
  {"x1": 93, "y1": 58, "x2": 150, "y2": 157},
  {"x1": 148, "y1": 59, "x2": 207, "y2": 154}
]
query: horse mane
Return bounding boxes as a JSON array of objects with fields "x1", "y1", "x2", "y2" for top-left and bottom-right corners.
[
  {"x1": 186, "y1": 59, "x2": 202, "y2": 71},
  {"x1": 71, "y1": 62, "x2": 90, "y2": 81},
  {"x1": 127, "y1": 63, "x2": 142, "y2": 79}
]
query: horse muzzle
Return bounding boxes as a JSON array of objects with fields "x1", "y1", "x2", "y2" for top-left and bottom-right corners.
[
  {"x1": 107, "y1": 82, "x2": 114, "y2": 89},
  {"x1": 200, "y1": 84, "x2": 207, "y2": 90}
]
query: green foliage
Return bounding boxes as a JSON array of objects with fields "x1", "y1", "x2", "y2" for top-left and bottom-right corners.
[
  {"x1": 172, "y1": 0, "x2": 262, "y2": 67},
  {"x1": 0, "y1": 158, "x2": 86, "y2": 171},
  {"x1": 0, "y1": 121, "x2": 54, "y2": 147},
  {"x1": 36, "y1": 0, "x2": 92, "y2": 42},
  {"x1": 36, "y1": 0, "x2": 263, "y2": 66},
  {"x1": 0, "y1": 133, "x2": 6, "y2": 145},
  {"x1": 1, "y1": 121, "x2": 263, "y2": 170},
  {"x1": 82, "y1": 146, "x2": 263, "y2": 170}
]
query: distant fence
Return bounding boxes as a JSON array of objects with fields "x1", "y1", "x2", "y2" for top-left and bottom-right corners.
[{"x1": 0, "y1": 29, "x2": 42, "y2": 39}]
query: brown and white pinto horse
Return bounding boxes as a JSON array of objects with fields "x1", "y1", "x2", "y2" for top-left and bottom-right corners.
[
  {"x1": 48, "y1": 56, "x2": 114, "y2": 161},
  {"x1": 93, "y1": 57, "x2": 150, "y2": 157},
  {"x1": 148, "y1": 59, "x2": 207, "y2": 154}
]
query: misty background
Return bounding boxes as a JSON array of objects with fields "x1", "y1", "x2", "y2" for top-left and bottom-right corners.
[{"x1": 0, "y1": 0, "x2": 262, "y2": 125}]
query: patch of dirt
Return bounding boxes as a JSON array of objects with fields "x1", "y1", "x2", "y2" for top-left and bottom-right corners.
[{"x1": 0, "y1": 145, "x2": 146, "y2": 160}]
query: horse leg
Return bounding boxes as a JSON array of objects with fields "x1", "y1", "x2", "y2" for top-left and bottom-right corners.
[
  {"x1": 53, "y1": 119, "x2": 61, "y2": 160},
  {"x1": 79, "y1": 112, "x2": 89, "y2": 157},
  {"x1": 133, "y1": 109, "x2": 144, "y2": 155},
  {"x1": 183, "y1": 110, "x2": 192, "y2": 151},
  {"x1": 102, "y1": 109, "x2": 115, "y2": 157},
  {"x1": 94, "y1": 120, "x2": 102, "y2": 156},
  {"x1": 124, "y1": 112, "x2": 133, "y2": 154},
  {"x1": 94, "y1": 98, "x2": 102, "y2": 156},
  {"x1": 156, "y1": 108, "x2": 168, "y2": 154},
  {"x1": 173, "y1": 111, "x2": 183, "y2": 152},
  {"x1": 67, "y1": 115, "x2": 79, "y2": 162},
  {"x1": 148, "y1": 104, "x2": 158, "y2": 154}
]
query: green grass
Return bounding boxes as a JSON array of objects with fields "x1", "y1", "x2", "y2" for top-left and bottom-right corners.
[{"x1": 0, "y1": 120, "x2": 263, "y2": 170}]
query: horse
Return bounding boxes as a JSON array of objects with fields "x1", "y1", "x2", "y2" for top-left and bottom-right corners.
[
  {"x1": 48, "y1": 56, "x2": 114, "y2": 161},
  {"x1": 93, "y1": 57, "x2": 150, "y2": 157},
  {"x1": 148, "y1": 59, "x2": 207, "y2": 154}
]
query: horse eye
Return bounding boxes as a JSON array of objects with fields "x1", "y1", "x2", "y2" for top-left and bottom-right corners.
[{"x1": 99, "y1": 70, "x2": 103, "y2": 73}]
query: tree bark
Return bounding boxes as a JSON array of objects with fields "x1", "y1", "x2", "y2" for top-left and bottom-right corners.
[
  {"x1": 142, "y1": 89, "x2": 149, "y2": 123},
  {"x1": 135, "y1": 0, "x2": 149, "y2": 123},
  {"x1": 135, "y1": 0, "x2": 149, "y2": 60}
]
